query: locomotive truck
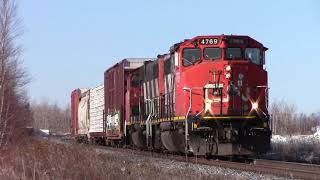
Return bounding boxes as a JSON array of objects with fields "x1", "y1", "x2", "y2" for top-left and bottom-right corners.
[{"x1": 71, "y1": 35, "x2": 271, "y2": 156}]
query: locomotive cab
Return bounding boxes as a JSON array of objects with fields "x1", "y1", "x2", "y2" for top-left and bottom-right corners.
[{"x1": 171, "y1": 35, "x2": 271, "y2": 155}]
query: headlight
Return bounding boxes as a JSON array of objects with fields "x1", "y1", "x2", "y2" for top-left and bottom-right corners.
[
  {"x1": 225, "y1": 65, "x2": 231, "y2": 71},
  {"x1": 225, "y1": 73, "x2": 231, "y2": 79},
  {"x1": 252, "y1": 102, "x2": 258, "y2": 110}
]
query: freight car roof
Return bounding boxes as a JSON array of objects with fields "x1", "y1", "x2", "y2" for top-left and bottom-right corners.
[
  {"x1": 124, "y1": 58, "x2": 156, "y2": 62},
  {"x1": 105, "y1": 58, "x2": 156, "y2": 72}
]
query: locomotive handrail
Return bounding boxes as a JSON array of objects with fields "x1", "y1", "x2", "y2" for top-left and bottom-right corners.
[
  {"x1": 143, "y1": 93, "x2": 175, "y2": 120},
  {"x1": 255, "y1": 85, "x2": 269, "y2": 119},
  {"x1": 183, "y1": 87, "x2": 192, "y2": 154},
  {"x1": 145, "y1": 98, "x2": 154, "y2": 148},
  {"x1": 144, "y1": 96, "x2": 161, "y2": 148}
]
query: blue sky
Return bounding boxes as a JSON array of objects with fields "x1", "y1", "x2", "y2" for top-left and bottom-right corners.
[{"x1": 20, "y1": 0, "x2": 319, "y2": 113}]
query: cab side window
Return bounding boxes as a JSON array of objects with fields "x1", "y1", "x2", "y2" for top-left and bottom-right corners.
[
  {"x1": 245, "y1": 48, "x2": 261, "y2": 65},
  {"x1": 182, "y1": 48, "x2": 201, "y2": 66},
  {"x1": 204, "y1": 48, "x2": 221, "y2": 60},
  {"x1": 225, "y1": 48, "x2": 242, "y2": 60}
]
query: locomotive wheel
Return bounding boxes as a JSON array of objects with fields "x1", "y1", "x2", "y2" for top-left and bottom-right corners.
[
  {"x1": 153, "y1": 129, "x2": 162, "y2": 150},
  {"x1": 131, "y1": 125, "x2": 146, "y2": 148},
  {"x1": 160, "y1": 130, "x2": 185, "y2": 153}
]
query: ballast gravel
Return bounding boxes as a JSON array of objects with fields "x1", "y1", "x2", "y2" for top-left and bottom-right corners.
[{"x1": 93, "y1": 147, "x2": 292, "y2": 180}]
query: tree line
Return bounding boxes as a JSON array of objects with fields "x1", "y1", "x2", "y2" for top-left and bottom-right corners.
[
  {"x1": 31, "y1": 100, "x2": 70, "y2": 134},
  {"x1": 270, "y1": 100, "x2": 320, "y2": 135},
  {"x1": 30, "y1": 99, "x2": 320, "y2": 136}
]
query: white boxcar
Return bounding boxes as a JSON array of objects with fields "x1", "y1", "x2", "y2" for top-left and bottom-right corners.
[
  {"x1": 78, "y1": 89, "x2": 90, "y2": 135},
  {"x1": 89, "y1": 85, "x2": 105, "y2": 133}
]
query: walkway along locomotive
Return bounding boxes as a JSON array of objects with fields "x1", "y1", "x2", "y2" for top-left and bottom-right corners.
[{"x1": 71, "y1": 35, "x2": 271, "y2": 156}]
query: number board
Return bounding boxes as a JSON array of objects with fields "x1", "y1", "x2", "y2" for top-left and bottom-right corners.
[
  {"x1": 199, "y1": 38, "x2": 219, "y2": 45},
  {"x1": 227, "y1": 38, "x2": 246, "y2": 45}
]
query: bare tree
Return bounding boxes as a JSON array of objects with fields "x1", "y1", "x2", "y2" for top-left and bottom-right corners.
[
  {"x1": 31, "y1": 100, "x2": 70, "y2": 134},
  {"x1": 0, "y1": 0, "x2": 29, "y2": 149},
  {"x1": 271, "y1": 100, "x2": 320, "y2": 135}
]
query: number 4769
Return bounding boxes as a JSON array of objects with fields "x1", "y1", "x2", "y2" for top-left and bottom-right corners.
[{"x1": 200, "y1": 38, "x2": 218, "y2": 45}]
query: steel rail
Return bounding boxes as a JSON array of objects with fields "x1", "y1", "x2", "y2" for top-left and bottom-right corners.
[
  {"x1": 53, "y1": 137, "x2": 320, "y2": 180},
  {"x1": 103, "y1": 146, "x2": 320, "y2": 179}
]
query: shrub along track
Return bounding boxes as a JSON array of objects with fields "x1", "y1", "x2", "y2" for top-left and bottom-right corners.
[{"x1": 58, "y1": 137, "x2": 320, "y2": 179}]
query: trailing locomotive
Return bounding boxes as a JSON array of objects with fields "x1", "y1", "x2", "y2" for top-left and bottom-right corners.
[{"x1": 71, "y1": 35, "x2": 271, "y2": 156}]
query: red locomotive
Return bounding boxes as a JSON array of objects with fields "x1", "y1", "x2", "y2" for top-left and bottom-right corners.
[{"x1": 71, "y1": 35, "x2": 271, "y2": 156}]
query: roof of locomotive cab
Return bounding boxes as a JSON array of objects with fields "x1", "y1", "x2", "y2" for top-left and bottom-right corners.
[{"x1": 170, "y1": 35, "x2": 267, "y2": 52}]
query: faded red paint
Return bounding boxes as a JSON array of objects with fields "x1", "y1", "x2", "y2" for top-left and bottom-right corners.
[
  {"x1": 125, "y1": 69, "x2": 141, "y2": 124},
  {"x1": 70, "y1": 89, "x2": 80, "y2": 137},
  {"x1": 158, "y1": 58, "x2": 165, "y2": 95},
  {"x1": 104, "y1": 62, "x2": 125, "y2": 139},
  {"x1": 104, "y1": 60, "x2": 148, "y2": 139}
]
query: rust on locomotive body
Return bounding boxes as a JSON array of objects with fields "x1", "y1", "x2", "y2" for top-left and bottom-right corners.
[{"x1": 71, "y1": 35, "x2": 271, "y2": 156}]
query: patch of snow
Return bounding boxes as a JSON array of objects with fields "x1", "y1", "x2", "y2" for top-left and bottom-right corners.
[
  {"x1": 272, "y1": 130, "x2": 320, "y2": 145},
  {"x1": 313, "y1": 129, "x2": 320, "y2": 138},
  {"x1": 40, "y1": 129, "x2": 50, "y2": 135},
  {"x1": 271, "y1": 135, "x2": 288, "y2": 143}
]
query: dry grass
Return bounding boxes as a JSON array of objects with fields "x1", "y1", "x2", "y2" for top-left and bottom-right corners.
[{"x1": 0, "y1": 138, "x2": 225, "y2": 180}]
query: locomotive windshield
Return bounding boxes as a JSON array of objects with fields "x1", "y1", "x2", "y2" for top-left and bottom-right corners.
[
  {"x1": 182, "y1": 48, "x2": 201, "y2": 66},
  {"x1": 245, "y1": 48, "x2": 261, "y2": 65},
  {"x1": 225, "y1": 48, "x2": 242, "y2": 60},
  {"x1": 204, "y1": 48, "x2": 221, "y2": 60}
]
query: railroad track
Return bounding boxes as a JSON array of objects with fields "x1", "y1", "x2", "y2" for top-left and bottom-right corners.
[
  {"x1": 160, "y1": 155, "x2": 320, "y2": 179},
  {"x1": 95, "y1": 145, "x2": 320, "y2": 179},
  {"x1": 52, "y1": 137, "x2": 320, "y2": 179},
  {"x1": 253, "y1": 159, "x2": 320, "y2": 179}
]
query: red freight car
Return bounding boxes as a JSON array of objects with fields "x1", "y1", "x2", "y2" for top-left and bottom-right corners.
[
  {"x1": 104, "y1": 58, "x2": 155, "y2": 141},
  {"x1": 70, "y1": 88, "x2": 90, "y2": 141},
  {"x1": 71, "y1": 89, "x2": 79, "y2": 137}
]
